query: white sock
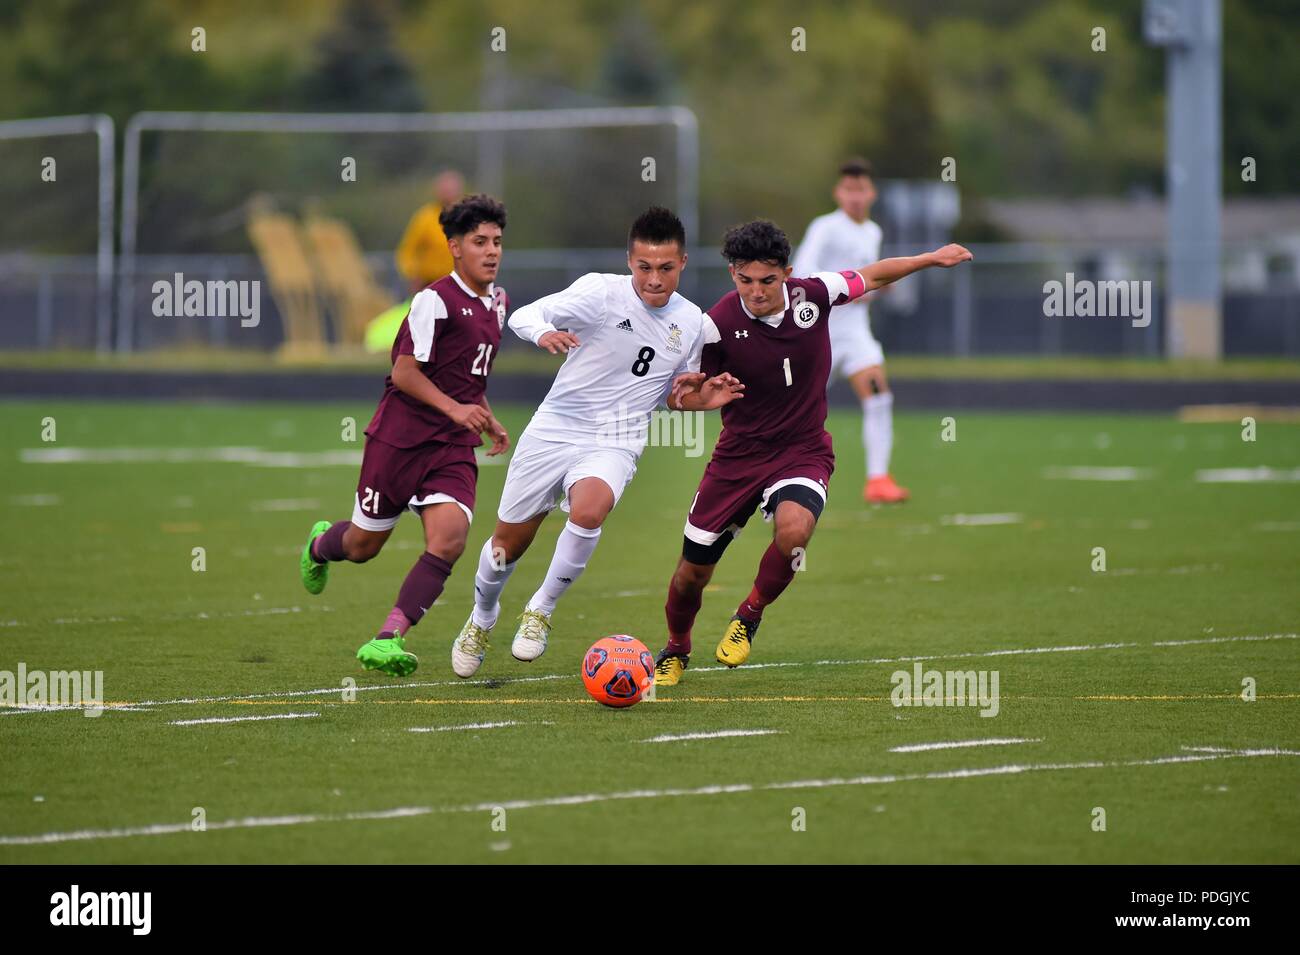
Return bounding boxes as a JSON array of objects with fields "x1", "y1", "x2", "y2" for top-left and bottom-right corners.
[
  {"x1": 472, "y1": 537, "x2": 516, "y2": 629},
  {"x1": 526, "y1": 520, "x2": 602, "y2": 616},
  {"x1": 864, "y1": 391, "x2": 894, "y2": 479}
]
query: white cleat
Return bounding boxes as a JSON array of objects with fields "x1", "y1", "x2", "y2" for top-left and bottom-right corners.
[
  {"x1": 511, "y1": 608, "x2": 551, "y2": 662},
  {"x1": 451, "y1": 613, "x2": 493, "y2": 678}
]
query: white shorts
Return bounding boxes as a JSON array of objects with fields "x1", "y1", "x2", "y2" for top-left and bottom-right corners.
[
  {"x1": 829, "y1": 312, "x2": 884, "y2": 379},
  {"x1": 497, "y1": 429, "x2": 639, "y2": 524}
]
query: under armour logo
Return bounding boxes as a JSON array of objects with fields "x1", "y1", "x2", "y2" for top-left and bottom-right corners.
[
  {"x1": 461, "y1": 307, "x2": 474, "y2": 316},
  {"x1": 734, "y1": 330, "x2": 749, "y2": 338},
  {"x1": 557, "y1": 576, "x2": 572, "y2": 584}
]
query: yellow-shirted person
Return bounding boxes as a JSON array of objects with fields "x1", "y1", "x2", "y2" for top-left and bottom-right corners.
[{"x1": 366, "y1": 169, "x2": 466, "y2": 352}]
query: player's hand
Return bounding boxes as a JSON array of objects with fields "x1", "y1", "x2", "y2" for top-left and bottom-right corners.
[
  {"x1": 696, "y1": 373, "x2": 745, "y2": 410},
  {"x1": 485, "y1": 417, "x2": 510, "y2": 456},
  {"x1": 930, "y1": 243, "x2": 973, "y2": 268},
  {"x1": 449, "y1": 402, "x2": 491, "y2": 433},
  {"x1": 669, "y1": 372, "x2": 706, "y2": 410},
  {"x1": 537, "y1": 330, "x2": 580, "y2": 354}
]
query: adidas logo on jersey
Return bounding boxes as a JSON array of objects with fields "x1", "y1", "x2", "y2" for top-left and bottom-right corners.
[{"x1": 616, "y1": 318, "x2": 634, "y2": 333}]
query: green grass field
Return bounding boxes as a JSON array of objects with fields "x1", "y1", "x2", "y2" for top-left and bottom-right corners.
[{"x1": 1, "y1": 399, "x2": 1298, "y2": 863}]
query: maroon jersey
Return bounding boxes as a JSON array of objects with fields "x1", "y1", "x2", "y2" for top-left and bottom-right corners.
[
  {"x1": 366, "y1": 272, "x2": 508, "y2": 448},
  {"x1": 702, "y1": 270, "x2": 865, "y2": 452}
]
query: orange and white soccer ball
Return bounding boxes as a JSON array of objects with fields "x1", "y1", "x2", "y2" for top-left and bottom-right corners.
[{"x1": 581, "y1": 635, "x2": 655, "y2": 708}]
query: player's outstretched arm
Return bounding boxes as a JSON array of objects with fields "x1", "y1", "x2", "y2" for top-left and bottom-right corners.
[
  {"x1": 391, "y1": 354, "x2": 490, "y2": 434},
  {"x1": 856, "y1": 243, "x2": 972, "y2": 293},
  {"x1": 670, "y1": 372, "x2": 745, "y2": 412},
  {"x1": 508, "y1": 272, "x2": 609, "y2": 353}
]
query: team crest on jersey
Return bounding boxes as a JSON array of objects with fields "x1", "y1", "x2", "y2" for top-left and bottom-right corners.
[
  {"x1": 793, "y1": 301, "x2": 820, "y2": 329},
  {"x1": 665, "y1": 322, "x2": 683, "y2": 353},
  {"x1": 492, "y1": 287, "x2": 508, "y2": 329}
]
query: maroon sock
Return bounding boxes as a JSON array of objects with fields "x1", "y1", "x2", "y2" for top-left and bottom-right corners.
[
  {"x1": 664, "y1": 582, "x2": 702, "y2": 655},
  {"x1": 393, "y1": 552, "x2": 454, "y2": 628},
  {"x1": 311, "y1": 520, "x2": 352, "y2": 563},
  {"x1": 737, "y1": 541, "x2": 798, "y2": 621}
]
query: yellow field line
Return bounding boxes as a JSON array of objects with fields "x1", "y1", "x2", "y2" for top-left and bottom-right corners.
[{"x1": 14, "y1": 693, "x2": 1290, "y2": 712}]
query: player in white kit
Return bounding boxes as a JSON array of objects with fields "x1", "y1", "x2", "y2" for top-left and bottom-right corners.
[
  {"x1": 450, "y1": 207, "x2": 743, "y2": 677},
  {"x1": 792, "y1": 158, "x2": 908, "y2": 504}
]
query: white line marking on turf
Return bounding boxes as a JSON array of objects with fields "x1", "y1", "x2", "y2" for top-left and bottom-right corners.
[
  {"x1": 1196, "y1": 467, "x2": 1300, "y2": 483},
  {"x1": 1042, "y1": 466, "x2": 1154, "y2": 481},
  {"x1": 4, "y1": 747, "x2": 1296, "y2": 846},
  {"x1": 4, "y1": 632, "x2": 1294, "y2": 717},
  {"x1": 939, "y1": 513, "x2": 1023, "y2": 526},
  {"x1": 408, "y1": 721, "x2": 555, "y2": 733},
  {"x1": 19, "y1": 447, "x2": 363, "y2": 468},
  {"x1": 9, "y1": 494, "x2": 61, "y2": 506},
  {"x1": 170, "y1": 712, "x2": 319, "y2": 726},
  {"x1": 889, "y1": 737, "x2": 1042, "y2": 753},
  {"x1": 250, "y1": 499, "x2": 321, "y2": 512},
  {"x1": 639, "y1": 729, "x2": 783, "y2": 743}
]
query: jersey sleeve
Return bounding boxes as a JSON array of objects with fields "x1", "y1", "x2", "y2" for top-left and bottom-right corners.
[
  {"x1": 660, "y1": 313, "x2": 718, "y2": 407},
  {"x1": 507, "y1": 272, "x2": 609, "y2": 346},
  {"x1": 698, "y1": 312, "x2": 725, "y2": 378},
  {"x1": 398, "y1": 288, "x2": 449, "y2": 362},
  {"x1": 810, "y1": 269, "x2": 868, "y2": 307}
]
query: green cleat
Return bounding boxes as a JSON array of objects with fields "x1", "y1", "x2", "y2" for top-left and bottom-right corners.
[
  {"x1": 300, "y1": 520, "x2": 331, "y2": 595},
  {"x1": 357, "y1": 634, "x2": 419, "y2": 678}
]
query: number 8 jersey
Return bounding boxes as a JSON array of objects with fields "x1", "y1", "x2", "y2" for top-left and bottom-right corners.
[
  {"x1": 507, "y1": 272, "x2": 708, "y2": 456},
  {"x1": 701, "y1": 271, "x2": 867, "y2": 454}
]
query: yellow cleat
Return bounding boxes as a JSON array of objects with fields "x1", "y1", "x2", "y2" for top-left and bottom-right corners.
[
  {"x1": 715, "y1": 615, "x2": 760, "y2": 667},
  {"x1": 654, "y1": 650, "x2": 689, "y2": 687}
]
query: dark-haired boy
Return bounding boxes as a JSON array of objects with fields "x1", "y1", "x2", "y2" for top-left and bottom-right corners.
[
  {"x1": 299, "y1": 194, "x2": 512, "y2": 677},
  {"x1": 451, "y1": 206, "x2": 743, "y2": 678},
  {"x1": 653, "y1": 220, "x2": 971, "y2": 685}
]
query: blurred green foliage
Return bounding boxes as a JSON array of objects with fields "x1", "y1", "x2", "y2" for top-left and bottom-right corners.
[{"x1": 0, "y1": 0, "x2": 1294, "y2": 252}]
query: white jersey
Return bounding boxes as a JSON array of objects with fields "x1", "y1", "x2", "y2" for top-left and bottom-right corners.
[
  {"x1": 792, "y1": 209, "x2": 882, "y2": 324},
  {"x1": 507, "y1": 272, "x2": 707, "y2": 456}
]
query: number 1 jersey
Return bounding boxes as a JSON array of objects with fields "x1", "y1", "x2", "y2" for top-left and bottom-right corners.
[{"x1": 701, "y1": 270, "x2": 866, "y2": 454}]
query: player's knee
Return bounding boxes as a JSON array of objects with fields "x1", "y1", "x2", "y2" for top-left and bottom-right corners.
[
  {"x1": 431, "y1": 538, "x2": 466, "y2": 563},
  {"x1": 673, "y1": 561, "x2": 711, "y2": 595},
  {"x1": 348, "y1": 535, "x2": 385, "y2": 563},
  {"x1": 776, "y1": 516, "x2": 816, "y2": 553},
  {"x1": 567, "y1": 508, "x2": 607, "y2": 530},
  {"x1": 492, "y1": 528, "x2": 532, "y2": 563}
]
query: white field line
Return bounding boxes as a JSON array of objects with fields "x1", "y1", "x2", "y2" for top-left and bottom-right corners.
[
  {"x1": 939, "y1": 513, "x2": 1023, "y2": 526},
  {"x1": 407, "y1": 720, "x2": 555, "y2": 733},
  {"x1": 6, "y1": 604, "x2": 338, "y2": 630},
  {"x1": 3, "y1": 632, "x2": 1294, "y2": 718},
  {"x1": 1196, "y1": 467, "x2": 1300, "y2": 483},
  {"x1": 889, "y1": 737, "x2": 1042, "y2": 753},
  {"x1": 170, "y1": 712, "x2": 319, "y2": 726},
  {"x1": 250, "y1": 499, "x2": 321, "y2": 512},
  {"x1": 2, "y1": 746, "x2": 1296, "y2": 847},
  {"x1": 18, "y1": 447, "x2": 505, "y2": 469},
  {"x1": 1042, "y1": 466, "x2": 1155, "y2": 481},
  {"x1": 9, "y1": 494, "x2": 61, "y2": 506},
  {"x1": 19, "y1": 447, "x2": 362, "y2": 468},
  {"x1": 640, "y1": 729, "x2": 783, "y2": 743}
]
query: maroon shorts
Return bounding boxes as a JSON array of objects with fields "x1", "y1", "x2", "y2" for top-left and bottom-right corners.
[
  {"x1": 682, "y1": 431, "x2": 834, "y2": 562},
  {"x1": 352, "y1": 436, "x2": 478, "y2": 531}
]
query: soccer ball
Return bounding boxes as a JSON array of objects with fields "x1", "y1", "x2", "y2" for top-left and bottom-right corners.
[{"x1": 581, "y1": 635, "x2": 654, "y2": 708}]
